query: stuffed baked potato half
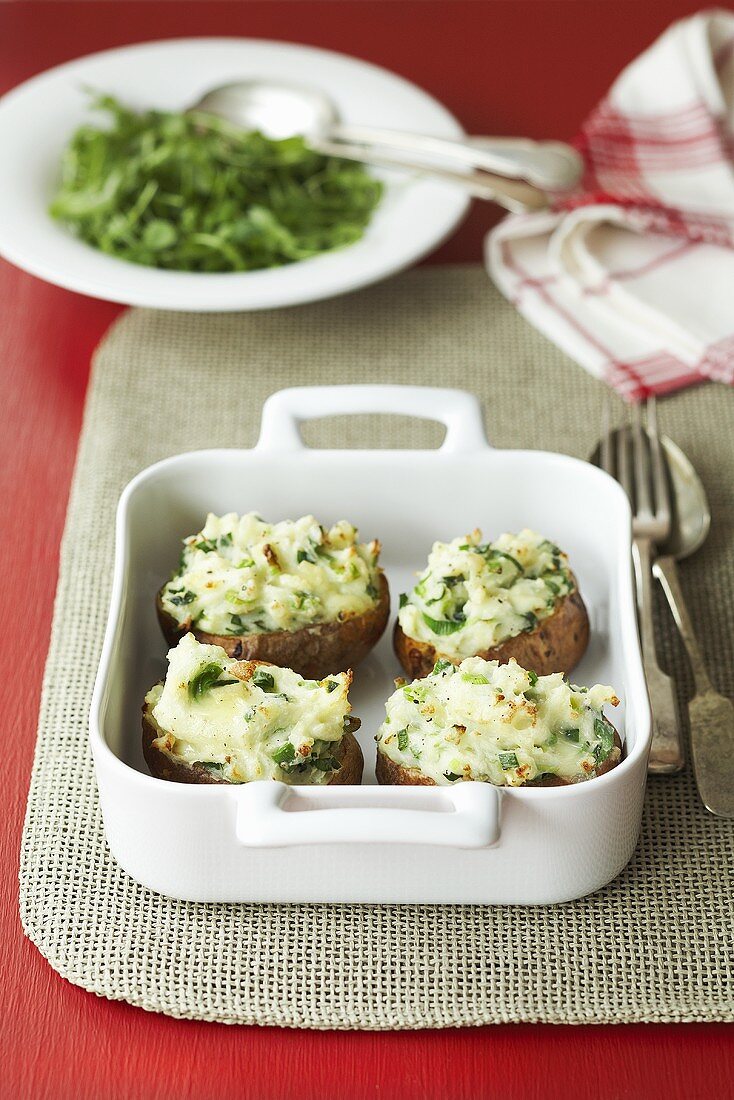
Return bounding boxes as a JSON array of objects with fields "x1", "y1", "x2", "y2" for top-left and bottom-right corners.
[
  {"x1": 395, "y1": 528, "x2": 589, "y2": 678},
  {"x1": 157, "y1": 512, "x2": 389, "y2": 681},
  {"x1": 375, "y1": 656, "x2": 621, "y2": 788},
  {"x1": 143, "y1": 634, "x2": 363, "y2": 786}
]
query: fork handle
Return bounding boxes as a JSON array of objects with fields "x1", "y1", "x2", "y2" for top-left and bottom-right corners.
[{"x1": 632, "y1": 536, "x2": 685, "y2": 774}]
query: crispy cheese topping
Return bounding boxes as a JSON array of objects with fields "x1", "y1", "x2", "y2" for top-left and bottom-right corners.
[
  {"x1": 376, "y1": 656, "x2": 619, "y2": 786},
  {"x1": 147, "y1": 633, "x2": 354, "y2": 784},
  {"x1": 160, "y1": 512, "x2": 382, "y2": 636},
  {"x1": 397, "y1": 528, "x2": 575, "y2": 660}
]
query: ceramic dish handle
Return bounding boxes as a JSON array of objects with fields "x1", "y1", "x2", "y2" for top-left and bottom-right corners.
[
  {"x1": 256, "y1": 385, "x2": 489, "y2": 453},
  {"x1": 235, "y1": 782, "x2": 500, "y2": 848}
]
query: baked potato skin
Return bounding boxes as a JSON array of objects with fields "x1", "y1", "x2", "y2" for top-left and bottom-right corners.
[
  {"x1": 394, "y1": 585, "x2": 589, "y2": 680},
  {"x1": 157, "y1": 572, "x2": 390, "y2": 681},
  {"x1": 376, "y1": 729, "x2": 622, "y2": 788},
  {"x1": 142, "y1": 707, "x2": 364, "y2": 786}
]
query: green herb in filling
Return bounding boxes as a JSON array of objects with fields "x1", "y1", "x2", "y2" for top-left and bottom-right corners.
[
  {"x1": 252, "y1": 668, "x2": 276, "y2": 692},
  {"x1": 311, "y1": 755, "x2": 340, "y2": 772},
  {"x1": 273, "y1": 742, "x2": 296, "y2": 766},
  {"x1": 480, "y1": 546, "x2": 524, "y2": 574},
  {"x1": 197, "y1": 761, "x2": 227, "y2": 776},
  {"x1": 168, "y1": 589, "x2": 196, "y2": 607},
  {"x1": 421, "y1": 612, "x2": 466, "y2": 636},
  {"x1": 188, "y1": 663, "x2": 239, "y2": 700},
  {"x1": 403, "y1": 684, "x2": 428, "y2": 704},
  {"x1": 593, "y1": 716, "x2": 615, "y2": 761}
]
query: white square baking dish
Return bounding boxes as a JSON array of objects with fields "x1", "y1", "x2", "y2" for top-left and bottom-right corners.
[{"x1": 90, "y1": 385, "x2": 650, "y2": 904}]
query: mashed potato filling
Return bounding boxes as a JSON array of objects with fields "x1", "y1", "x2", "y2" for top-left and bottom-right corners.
[
  {"x1": 376, "y1": 656, "x2": 619, "y2": 787},
  {"x1": 397, "y1": 528, "x2": 575, "y2": 660},
  {"x1": 160, "y1": 512, "x2": 382, "y2": 636},
  {"x1": 147, "y1": 634, "x2": 353, "y2": 784}
]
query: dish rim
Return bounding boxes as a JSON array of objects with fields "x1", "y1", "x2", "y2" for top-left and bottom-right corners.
[{"x1": 90, "y1": 440, "x2": 649, "y2": 803}]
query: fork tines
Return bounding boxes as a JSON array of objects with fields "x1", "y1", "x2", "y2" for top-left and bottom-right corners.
[{"x1": 600, "y1": 395, "x2": 671, "y2": 540}]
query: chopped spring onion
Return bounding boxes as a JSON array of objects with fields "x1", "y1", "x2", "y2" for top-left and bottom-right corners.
[
  {"x1": 252, "y1": 668, "x2": 276, "y2": 692},
  {"x1": 273, "y1": 742, "x2": 296, "y2": 765},
  {"x1": 188, "y1": 663, "x2": 238, "y2": 700},
  {"x1": 421, "y1": 612, "x2": 466, "y2": 636}
]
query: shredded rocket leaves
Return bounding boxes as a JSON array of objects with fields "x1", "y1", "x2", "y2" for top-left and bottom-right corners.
[{"x1": 49, "y1": 95, "x2": 384, "y2": 272}]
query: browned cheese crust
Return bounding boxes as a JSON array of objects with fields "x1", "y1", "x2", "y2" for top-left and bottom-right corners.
[
  {"x1": 157, "y1": 572, "x2": 390, "y2": 681},
  {"x1": 142, "y1": 705, "x2": 364, "y2": 786},
  {"x1": 376, "y1": 728, "x2": 622, "y2": 788},
  {"x1": 393, "y1": 583, "x2": 589, "y2": 680}
]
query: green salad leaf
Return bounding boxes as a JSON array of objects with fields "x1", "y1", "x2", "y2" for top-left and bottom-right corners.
[{"x1": 49, "y1": 94, "x2": 383, "y2": 272}]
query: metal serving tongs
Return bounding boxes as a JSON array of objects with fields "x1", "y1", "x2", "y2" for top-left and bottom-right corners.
[
  {"x1": 190, "y1": 80, "x2": 584, "y2": 212},
  {"x1": 593, "y1": 396, "x2": 734, "y2": 816}
]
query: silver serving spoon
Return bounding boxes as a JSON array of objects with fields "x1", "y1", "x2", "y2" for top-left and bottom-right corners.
[
  {"x1": 190, "y1": 80, "x2": 583, "y2": 212},
  {"x1": 651, "y1": 440, "x2": 734, "y2": 818}
]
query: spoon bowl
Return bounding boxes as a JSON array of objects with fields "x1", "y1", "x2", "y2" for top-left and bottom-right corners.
[
  {"x1": 590, "y1": 429, "x2": 711, "y2": 560},
  {"x1": 656, "y1": 435, "x2": 711, "y2": 560},
  {"x1": 194, "y1": 81, "x2": 338, "y2": 141}
]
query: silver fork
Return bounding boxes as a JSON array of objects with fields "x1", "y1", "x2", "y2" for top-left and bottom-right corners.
[{"x1": 601, "y1": 396, "x2": 684, "y2": 773}]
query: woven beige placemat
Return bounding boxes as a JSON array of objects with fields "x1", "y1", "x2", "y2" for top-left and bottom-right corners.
[{"x1": 20, "y1": 265, "x2": 734, "y2": 1028}]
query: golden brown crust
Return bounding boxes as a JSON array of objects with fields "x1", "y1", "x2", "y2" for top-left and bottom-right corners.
[
  {"x1": 375, "y1": 751, "x2": 436, "y2": 786},
  {"x1": 142, "y1": 704, "x2": 363, "y2": 786},
  {"x1": 157, "y1": 572, "x2": 390, "y2": 681},
  {"x1": 375, "y1": 729, "x2": 622, "y2": 788},
  {"x1": 393, "y1": 583, "x2": 589, "y2": 680}
]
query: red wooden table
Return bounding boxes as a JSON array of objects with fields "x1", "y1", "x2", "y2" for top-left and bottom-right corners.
[{"x1": 2, "y1": 4, "x2": 732, "y2": 1098}]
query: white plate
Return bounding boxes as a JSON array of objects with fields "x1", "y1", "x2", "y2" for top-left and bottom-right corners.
[
  {"x1": 90, "y1": 386, "x2": 651, "y2": 904},
  {"x1": 0, "y1": 38, "x2": 469, "y2": 311}
]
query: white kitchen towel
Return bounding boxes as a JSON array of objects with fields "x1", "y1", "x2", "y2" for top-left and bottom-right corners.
[{"x1": 486, "y1": 9, "x2": 734, "y2": 400}]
